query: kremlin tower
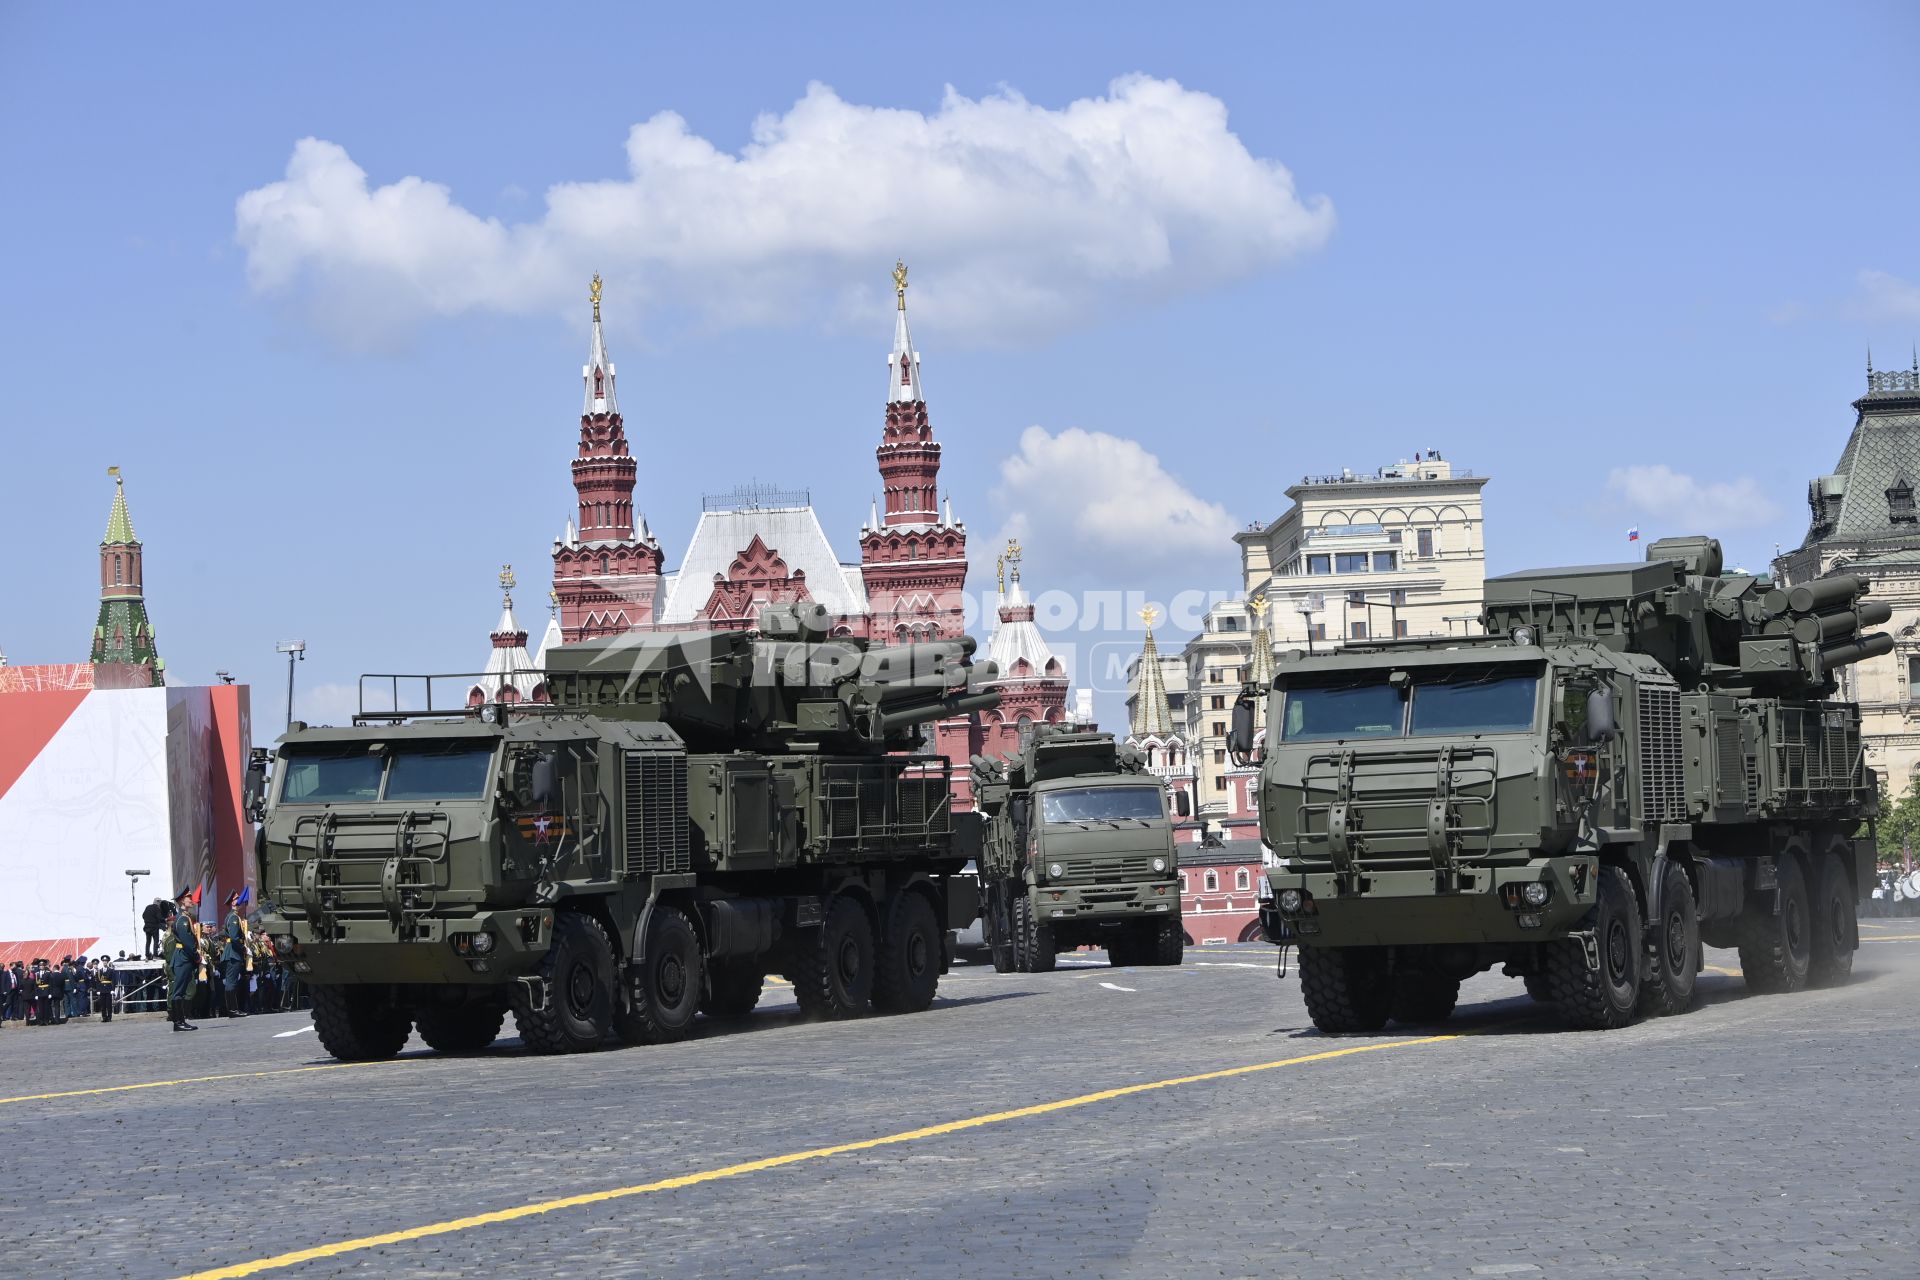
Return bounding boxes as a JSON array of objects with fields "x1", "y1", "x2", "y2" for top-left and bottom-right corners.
[
  {"x1": 467, "y1": 566, "x2": 549, "y2": 707},
  {"x1": 90, "y1": 468, "x2": 163, "y2": 686},
  {"x1": 979, "y1": 540, "x2": 1068, "y2": 755},
  {"x1": 551, "y1": 275, "x2": 666, "y2": 641},
  {"x1": 858, "y1": 261, "x2": 968, "y2": 641}
]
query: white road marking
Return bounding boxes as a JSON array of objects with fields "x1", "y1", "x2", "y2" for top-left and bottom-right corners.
[
  {"x1": 273, "y1": 1024, "x2": 315, "y2": 1038},
  {"x1": 1098, "y1": 982, "x2": 1136, "y2": 993},
  {"x1": 1192, "y1": 962, "x2": 1268, "y2": 970}
]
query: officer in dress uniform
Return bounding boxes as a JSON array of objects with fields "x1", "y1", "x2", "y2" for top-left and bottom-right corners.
[
  {"x1": 30, "y1": 960, "x2": 53, "y2": 1025},
  {"x1": 220, "y1": 891, "x2": 252, "y2": 1017},
  {"x1": 93, "y1": 955, "x2": 118, "y2": 1022},
  {"x1": 165, "y1": 888, "x2": 204, "y2": 1032},
  {"x1": 47, "y1": 956, "x2": 69, "y2": 1025},
  {"x1": 0, "y1": 960, "x2": 14, "y2": 1028}
]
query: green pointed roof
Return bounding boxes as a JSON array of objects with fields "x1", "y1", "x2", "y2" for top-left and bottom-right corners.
[
  {"x1": 1129, "y1": 614, "x2": 1176, "y2": 739},
  {"x1": 1247, "y1": 598, "x2": 1276, "y2": 689},
  {"x1": 104, "y1": 472, "x2": 139, "y2": 545}
]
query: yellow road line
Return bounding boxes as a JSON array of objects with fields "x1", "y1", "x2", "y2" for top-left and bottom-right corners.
[
  {"x1": 1862, "y1": 934, "x2": 1920, "y2": 942},
  {"x1": 174, "y1": 1032, "x2": 1460, "y2": 1280},
  {"x1": 1702, "y1": 964, "x2": 1741, "y2": 978},
  {"x1": 0, "y1": 1058, "x2": 417, "y2": 1107}
]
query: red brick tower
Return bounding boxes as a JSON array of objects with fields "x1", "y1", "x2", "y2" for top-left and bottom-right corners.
[
  {"x1": 979, "y1": 540, "x2": 1069, "y2": 757},
  {"x1": 859, "y1": 262, "x2": 968, "y2": 642},
  {"x1": 552, "y1": 275, "x2": 665, "y2": 641}
]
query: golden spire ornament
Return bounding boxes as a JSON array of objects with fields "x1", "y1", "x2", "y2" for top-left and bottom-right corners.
[
  {"x1": 590, "y1": 273, "x2": 602, "y2": 322},
  {"x1": 1139, "y1": 605, "x2": 1160, "y2": 629},
  {"x1": 499, "y1": 564, "x2": 516, "y2": 605},
  {"x1": 893, "y1": 259, "x2": 908, "y2": 309}
]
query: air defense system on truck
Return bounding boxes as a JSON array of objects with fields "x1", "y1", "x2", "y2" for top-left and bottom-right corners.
[
  {"x1": 972, "y1": 727, "x2": 1186, "y2": 971},
  {"x1": 250, "y1": 604, "x2": 1000, "y2": 1061},
  {"x1": 1237, "y1": 536, "x2": 1882, "y2": 1032}
]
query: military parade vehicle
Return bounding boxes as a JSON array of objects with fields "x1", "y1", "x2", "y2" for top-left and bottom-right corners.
[
  {"x1": 1237, "y1": 535, "x2": 1881, "y2": 1032},
  {"x1": 972, "y1": 727, "x2": 1186, "y2": 971},
  {"x1": 250, "y1": 604, "x2": 1000, "y2": 1060}
]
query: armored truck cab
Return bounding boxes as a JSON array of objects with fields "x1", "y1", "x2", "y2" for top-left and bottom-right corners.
[
  {"x1": 973, "y1": 728, "x2": 1185, "y2": 971},
  {"x1": 254, "y1": 604, "x2": 1000, "y2": 1061},
  {"x1": 1243, "y1": 537, "x2": 1879, "y2": 1032}
]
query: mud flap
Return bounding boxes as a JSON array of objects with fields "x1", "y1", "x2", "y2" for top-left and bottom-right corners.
[{"x1": 516, "y1": 975, "x2": 549, "y2": 1014}]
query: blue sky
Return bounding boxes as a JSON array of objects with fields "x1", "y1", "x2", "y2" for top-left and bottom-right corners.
[{"x1": 2, "y1": 4, "x2": 1917, "y2": 729}]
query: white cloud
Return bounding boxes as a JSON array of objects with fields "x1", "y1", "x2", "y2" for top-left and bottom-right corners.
[
  {"x1": 234, "y1": 75, "x2": 1333, "y2": 344},
  {"x1": 1857, "y1": 270, "x2": 1920, "y2": 323},
  {"x1": 993, "y1": 426, "x2": 1239, "y2": 566},
  {"x1": 294, "y1": 681, "x2": 365, "y2": 728},
  {"x1": 1605, "y1": 464, "x2": 1779, "y2": 531}
]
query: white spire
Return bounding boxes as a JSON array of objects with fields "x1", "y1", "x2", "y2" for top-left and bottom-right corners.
[
  {"x1": 887, "y1": 259, "x2": 923, "y2": 404},
  {"x1": 942, "y1": 494, "x2": 954, "y2": 527},
  {"x1": 985, "y1": 541, "x2": 1059, "y2": 680},
  {"x1": 868, "y1": 497, "x2": 881, "y2": 530},
  {"x1": 561, "y1": 516, "x2": 578, "y2": 547},
  {"x1": 583, "y1": 273, "x2": 618, "y2": 415}
]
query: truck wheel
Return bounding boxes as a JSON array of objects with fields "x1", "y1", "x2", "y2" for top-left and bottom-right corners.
[
  {"x1": 985, "y1": 884, "x2": 1016, "y2": 973},
  {"x1": 1545, "y1": 865, "x2": 1642, "y2": 1030},
  {"x1": 309, "y1": 984, "x2": 411, "y2": 1062},
  {"x1": 511, "y1": 910, "x2": 615, "y2": 1054},
  {"x1": 615, "y1": 904, "x2": 704, "y2": 1044},
  {"x1": 1150, "y1": 918, "x2": 1185, "y2": 966},
  {"x1": 1297, "y1": 946, "x2": 1392, "y2": 1033},
  {"x1": 1738, "y1": 853, "x2": 1812, "y2": 994},
  {"x1": 792, "y1": 896, "x2": 874, "y2": 1019},
  {"x1": 1522, "y1": 973, "x2": 1552, "y2": 1003},
  {"x1": 1807, "y1": 851, "x2": 1858, "y2": 988},
  {"x1": 415, "y1": 1004, "x2": 504, "y2": 1054},
  {"x1": 1107, "y1": 936, "x2": 1138, "y2": 967},
  {"x1": 1018, "y1": 896, "x2": 1057, "y2": 973},
  {"x1": 874, "y1": 892, "x2": 941, "y2": 1014},
  {"x1": 701, "y1": 964, "x2": 764, "y2": 1019},
  {"x1": 1389, "y1": 972, "x2": 1459, "y2": 1025},
  {"x1": 1639, "y1": 859, "x2": 1700, "y2": 1017}
]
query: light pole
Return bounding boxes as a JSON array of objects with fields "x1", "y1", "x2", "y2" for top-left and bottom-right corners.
[
  {"x1": 275, "y1": 640, "x2": 306, "y2": 728},
  {"x1": 126, "y1": 868, "x2": 149, "y2": 951}
]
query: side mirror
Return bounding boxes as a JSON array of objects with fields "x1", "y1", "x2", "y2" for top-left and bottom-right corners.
[
  {"x1": 1227, "y1": 697, "x2": 1257, "y2": 766},
  {"x1": 1585, "y1": 687, "x2": 1616, "y2": 744},
  {"x1": 1174, "y1": 790, "x2": 1192, "y2": 819},
  {"x1": 530, "y1": 754, "x2": 559, "y2": 809},
  {"x1": 243, "y1": 754, "x2": 269, "y2": 822},
  {"x1": 1009, "y1": 795, "x2": 1030, "y2": 830}
]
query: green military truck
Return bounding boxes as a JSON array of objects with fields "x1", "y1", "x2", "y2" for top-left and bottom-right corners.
[
  {"x1": 1240, "y1": 536, "x2": 1880, "y2": 1032},
  {"x1": 973, "y1": 728, "x2": 1186, "y2": 972},
  {"x1": 251, "y1": 605, "x2": 999, "y2": 1060}
]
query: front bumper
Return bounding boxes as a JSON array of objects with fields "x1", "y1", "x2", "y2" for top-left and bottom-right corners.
[
  {"x1": 1266, "y1": 857, "x2": 1597, "y2": 947},
  {"x1": 1029, "y1": 879, "x2": 1181, "y2": 925},
  {"x1": 260, "y1": 908, "x2": 552, "y2": 985}
]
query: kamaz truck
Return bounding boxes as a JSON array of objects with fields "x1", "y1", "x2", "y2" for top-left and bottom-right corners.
[
  {"x1": 1239, "y1": 536, "x2": 1880, "y2": 1032},
  {"x1": 251, "y1": 604, "x2": 1000, "y2": 1060},
  {"x1": 973, "y1": 728, "x2": 1186, "y2": 971}
]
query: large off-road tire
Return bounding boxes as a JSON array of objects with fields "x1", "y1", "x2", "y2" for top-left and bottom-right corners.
[
  {"x1": 1807, "y1": 850, "x2": 1858, "y2": 988},
  {"x1": 1107, "y1": 935, "x2": 1140, "y2": 967},
  {"x1": 414, "y1": 1004, "x2": 505, "y2": 1054},
  {"x1": 1522, "y1": 973, "x2": 1553, "y2": 1004},
  {"x1": 791, "y1": 896, "x2": 874, "y2": 1020},
  {"x1": 1297, "y1": 945, "x2": 1392, "y2": 1033},
  {"x1": 1149, "y1": 918, "x2": 1185, "y2": 966},
  {"x1": 1545, "y1": 864, "x2": 1642, "y2": 1030},
  {"x1": 615, "y1": 904, "x2": 703, "y2": 1045},
  {"x1": 700, "y1": 963, "x2": 764, "y2": 1019},
  {"x1": 1639, "y1": 859, "x2": 1700, "y2": 1017},
  {"x1": 511, "y1": 910, "x2": 615, "y2": 1055},
  {"x1": 873, "y1": 891, "x2": 942, "y2": 1014},
  {"x1": 309, "y1": 984, "x2": 412, "y2": 1062},
  {"x1": 1389, "y1": 971, "x2": 1460, "y2": 1025},
  {"x1": 1016, "y1": 895, "x2": 1056, "y2": 973},
  {"x1": 1739, "y1": 853, "x2": 1812, "y2": 994},
  {"x1": 985, "y1": 884, "x2": 1017, "y2": 973}
]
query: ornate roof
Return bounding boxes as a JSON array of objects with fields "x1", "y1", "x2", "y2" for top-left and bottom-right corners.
[
  {"x1": 103, "y1": 471, "x2": 138, "y2": 545},
  {"x1": 657, "y1": 505, "x2": 869, "y2": 625},
  {"x1": 887, "y1": 259, "x2": 924, "y2": 405},
  {"x1": 1801, "y1": 362, "x2": 1920, "y2": 552},
  {"x1": 984, "y1": 544, "x2": 1062, "y2": 681},
  {"x1": 1129, "y1": 609, "x2": 1175, "y2": 739}
]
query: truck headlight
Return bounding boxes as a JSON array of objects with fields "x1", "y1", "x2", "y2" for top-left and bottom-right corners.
[
  {"x1": 1278, "y1": 889, "x2": 1305, "y2": 915},
  {"x1": 1152, "y1": 857, "x2": 1167, "y2": 873},
  {"x1": 1522, "y1": 882, "x2": 1551, "y2": 907},
  {"x1": 1047, "y1": 863, "x2": 1064, "y2": 880},
  {"x1": 471, "y1": 931, "x2": 496, "y2": 954}
]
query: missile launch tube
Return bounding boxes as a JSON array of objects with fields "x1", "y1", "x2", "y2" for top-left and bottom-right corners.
[
  {"x1": 1792, "y1": 602, "x2": 1894, "y2": 644},
  {"x1": 1818, "y1": 632, "x2": 1894, "y2": 669},
  {"x1": 875, "y1": 688, "x2": 1003, "y2": 733},
  {"x1": 1772, "y1": 574, "x2": 1870, "y2": 616}
]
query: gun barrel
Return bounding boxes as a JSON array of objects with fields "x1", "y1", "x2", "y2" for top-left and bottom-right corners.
[
  {"x1": 875, "y1": 688, "x2": 1002, "y2": 733},
  {"x1": 1819, "y1": 631, "x2": 1894, "y2": 670}
]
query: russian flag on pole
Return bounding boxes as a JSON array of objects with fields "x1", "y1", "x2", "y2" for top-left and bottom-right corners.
[{"x1": 1627, "y1": 527, "x2": 1641, "y2": 542}]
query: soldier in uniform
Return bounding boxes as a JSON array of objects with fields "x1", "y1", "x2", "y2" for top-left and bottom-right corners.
[
  {"x1": 220, "y1": 891, "x2": 252, "y2": 1017},
  {"x1": 93, "y1": 955, "x2": 118, "y2": 1022},
  {"x1": 30, "y1": 960, "x2": 53, "y2": 1026},
  {"x1": 0, "y1": 959, "x2": 14, "y2": 1028},
  {"x1": 47, "y1": 956, "x2": 69, "y2": 1025},
  {"x1": 165, "y1": 888, "x2": 204, "y2": 1031}
]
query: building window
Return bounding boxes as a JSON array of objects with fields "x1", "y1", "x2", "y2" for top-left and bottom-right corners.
[
  {"x1": 1213, "y1": 776, "x2": 1227, "y2": 792},
  {"x1": 600, "y1": 555, "x2": 611, "y2": 575},
  {"x1": 1236, "y1": 868, "x2": 1251, "y2": 891},
  {"x1": 1336, "y1": 552, "x2": 1369, "y2": 574},
  {"x1": 1417, "y1": 528, "x2": 1434, "y2": 558},
  {"x1": 1211, "y1": 721, "x2": 1225, "y2": 737},
  {"x1": 1347, "y1": 591, "x2": 1366, "y2": 606},
  {"x1": 1390, "y1": 588, "x2": 1407, "y2": 605},
  {"x1": 1213, "y1": 748, "x2": 1226, "y2": 764},
  {"x1": 1180, "y1": 872, "x2": 1190, "y2": 892},
  {"x1": 1891, "y1": 481, "x2": 1917, "y2": 524},
  {"x1": 1351, "y1": 621, "x2": 1368, "y2": 640},
  {"x1": 113, "y1": 556, "x2": 122, "y2": 585},
  {"x1": 1310, "y1": 623, "x2": 1327, "y2": 641},
  {"x1": 1307, "y1": 555, "x2": 1330, "y2": 575},
  {"x1": 1387, "y1": 530, "x2": 1402, "y2": 544},
  {"x1": 1395, "y1": 619, "x2": 1410, "y2": 637},
  {"x1": 1205, "y1": 870, "x2": 1219, "y2": 891},
  {"x1": 1207, "y1": 695, "x2": 1223, "y2": 710},
  {"x1": 1209, "y1": 669, "x2": 1222, "y2": 684},
  {"x1": 1373, "y1": 551, "x2": 1397, "y2": 572}
]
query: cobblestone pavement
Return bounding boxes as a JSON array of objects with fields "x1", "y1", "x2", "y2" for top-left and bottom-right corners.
[{"x1": 2, "y1": 922, "x2": 1916, "y2": 1280}]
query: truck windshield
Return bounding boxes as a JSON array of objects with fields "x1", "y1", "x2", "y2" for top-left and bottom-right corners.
[
  {"x1": 1280, "y1": 670, "x2": 1541, "y2": 741},
  {"x1": 1409, "y1": 673, "x2": 1538, "y2": 736},
  {"x1": 385, "y1": 743, "x2": 496, "y2": 800},
  {"x1": 1280, "y1": 684, "x2": 1404, "y2": 742},
  {"x1": 279, "y1": 750, "x2": 383, "y2": 804},
  {"x1": 1040, "y1": 786, "x2": 1164, "y2": 824}
]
